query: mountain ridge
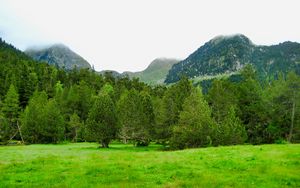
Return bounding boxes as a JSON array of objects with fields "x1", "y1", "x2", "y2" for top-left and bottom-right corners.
[{"x1": 165, "y1": 34, "x2": 300, "y2": 83}]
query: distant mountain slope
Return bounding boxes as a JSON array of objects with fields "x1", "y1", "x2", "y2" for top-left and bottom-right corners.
[
  {"x1": 124, "y1": 58, "x2": 179, "y2": 85},
  {"x1": 165, "y1": 34, "x2": 300, "y2": 83},
  {"x1": 25, "y1": 44, "x2": 91, "y2": 70}
]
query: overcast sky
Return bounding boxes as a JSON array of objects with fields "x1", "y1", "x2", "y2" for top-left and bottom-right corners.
[{"x1": 0, "y1": 0, "x2": 300, "y2": 72}]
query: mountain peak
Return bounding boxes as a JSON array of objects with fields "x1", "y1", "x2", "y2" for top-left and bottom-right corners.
[
  {"x1": 25, "y1": 44, "x2": 91, "y2": 70},
  {"x1": 165, "y1": 34, "x2": 300, "y2": 83},
  {"x1": 210, "y1": 34, "x2": 252, "y2": 46}
]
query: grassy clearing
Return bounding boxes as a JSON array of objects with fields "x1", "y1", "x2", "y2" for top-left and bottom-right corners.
[{"x1": 0, "y1": 143, "x2": 299, "y2": 187}]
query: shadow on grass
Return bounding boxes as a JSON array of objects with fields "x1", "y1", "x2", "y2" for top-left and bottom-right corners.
[{"x1": 76, "y1": 143, "x2": 165, "y2": 152}]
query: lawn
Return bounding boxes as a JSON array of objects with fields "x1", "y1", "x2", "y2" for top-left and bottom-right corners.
[{"x1": 0, "y1": 143, "x2": 299, "y2": 187}]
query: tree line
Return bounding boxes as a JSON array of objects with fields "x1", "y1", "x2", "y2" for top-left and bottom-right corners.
[{"x1": 0, "y1": 39, "x2": 300, "y2": 149}]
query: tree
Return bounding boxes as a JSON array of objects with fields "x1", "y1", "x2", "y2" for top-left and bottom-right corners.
[
  {"x1": 214, "y1": 106, "x2": 247, "y2": 145},
  {"x1": 170, "y1": 87, "x2": 217, "y2": 149},
  {"x1": 1, "y1": 84, "x2": 20, "y2": 140},
  {"x1": 68, "y1": 113, "x2": 83, "y2": 142},
  {"x1": 117, "y1": 89, "x2": 151, "y2": 146},
  {"x1": 41, "y1": 99, "x2": 65, "y2": 143},
  {"x1": 207, "y1": 79, "x2": 238, "y2": 123},
  {"x1": 86, "y1": 93, "x2": 117, "y2": 148},
  {"x1": 20, "y1": 91, "x2": 48, "y2": 143},
  {"x1": 266, "y1": 72, "x2": 300, "y2": 142},
  {"x1": 21, "y1": 92, "x2": 65, "y2": 143},
  {"x1": 159, "y1": 76, "x2": 192, "y2": 143},
  {"x1": 237, "y1": 66, "x2": 268, "y2": 144},
  {"x1": 0, "y1": 111, "x2": 9, "y2": 143},
  {"x1": 286, "y1": 72, "x2": 300, "y2": 142}
]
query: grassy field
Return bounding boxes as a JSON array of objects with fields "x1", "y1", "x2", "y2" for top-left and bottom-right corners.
[{"x1": 0, "y1": 143, "x2": 299, "y2": 187}]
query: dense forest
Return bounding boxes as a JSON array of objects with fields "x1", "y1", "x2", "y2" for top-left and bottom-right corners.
[{"x1": 0, "y1": 38, "x2": 300, "y2": 149}]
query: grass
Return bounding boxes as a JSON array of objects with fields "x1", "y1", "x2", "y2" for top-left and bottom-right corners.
[{"x1": 0, "y1": 143, "x2": 300, "y2": 187}]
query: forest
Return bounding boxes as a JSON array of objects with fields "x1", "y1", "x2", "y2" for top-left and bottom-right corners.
[{"x1": 0, "y1": 38, "x2": 300, "y2": 149}]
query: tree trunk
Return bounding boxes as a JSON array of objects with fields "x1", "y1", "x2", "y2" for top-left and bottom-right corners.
[
  {"x1": 17, "y1": 121, "x2": 24, "y2": 144},
  {"x1": 73, "y1": 129, "x2": 78, "y2": 143},
  {"x1": 101, "y1": 140, "x2": 109, "y2": 148},
  {"x1": 288, "y1": 100, "x2": 296, "y2": 142}
]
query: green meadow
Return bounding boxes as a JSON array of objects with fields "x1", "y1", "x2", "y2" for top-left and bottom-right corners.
[{"x1": 0, "y1": 143, "x2": 299, "y2": 187}]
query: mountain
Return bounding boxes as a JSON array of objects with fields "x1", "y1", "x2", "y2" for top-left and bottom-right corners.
[
  {"x1": 123, "y1": 58, "x2": 179, "y2": 85},
  {"x1": 25, "y1": 44, "x2": 91, "y2": 70},
  {"x1": 165, "y1": 34, "x2": 300, "y2": 83}
]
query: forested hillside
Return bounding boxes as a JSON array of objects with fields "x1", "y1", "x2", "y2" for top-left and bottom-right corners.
[
  {"x1": 165, "y1": 34, "x2": 300, "y2": 83},
  {"x1": 0, "y1": 38, "x2": 300, "y2": 149}
]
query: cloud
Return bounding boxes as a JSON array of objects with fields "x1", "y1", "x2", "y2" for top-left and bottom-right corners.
[{"x1": 1, "y1": 0, "x2": 300, "y2": 72}]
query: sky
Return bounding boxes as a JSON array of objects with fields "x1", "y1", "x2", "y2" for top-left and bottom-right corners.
[{"x1": 0, "y1": 0, "x2": 300, "y2": 72}]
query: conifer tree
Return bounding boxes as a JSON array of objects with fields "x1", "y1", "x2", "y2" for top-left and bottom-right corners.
[
  {"x1": 2, "y1": 84, "x2": 20, "y2": 140},
  {"x1": 215, "y1": 106, "x2": 247, "y2": 145},
  {"x1": 170, "y1": 87, "x2": 216, "y2": 149},
  {"x1": 86, "y1": 93, "x2": 117, "y2": 148}
]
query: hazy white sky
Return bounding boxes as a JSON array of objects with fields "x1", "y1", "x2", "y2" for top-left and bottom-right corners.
[{"x1": 0, "y1": 0, "x2": 300, "y2": 72}]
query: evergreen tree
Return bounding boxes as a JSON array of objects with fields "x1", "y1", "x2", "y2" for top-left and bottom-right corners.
[
  {"x1": 2, "y1": 84, "x2": 20, "y2": 140},
  {"x1": 170, "y1": 87, "x2": 217, "y2": 149},
  {"x1": 21, "y1": 92, "x2": 64, "y2": 143},
  {"x1": 41, "y1": 99, "x2": 65, "y2": 143},
  {"x1": 160, "y1": 76, "x2": 192, "y2": 143},
  {"x1": 237, "y1": 66, "x2": 268, "y2": 144},
  {"x1": 0, "y1": 111, "x2": 9, "y2": 143},
  {"x1": 117, "y1": 89, "x2": 151, "y2": 146},
  {"x1": 86, "y1": 93, "x2": 117, "y2": 148},
  {"x1": 21, "y1": 91, "x2": 48, "y2": 143},
  {"x1": 68, "y1": 113, "x2": 83, "y2": 142},
  {"x1": 215, "y1": 106, "x2": 247, "y2": 145},
  {"x1": 207, "y1": 79, "x2": 238, "y2": 123}
]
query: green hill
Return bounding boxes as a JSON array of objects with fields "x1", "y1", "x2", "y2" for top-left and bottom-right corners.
[
  {"x1": 25, "y1": 44, "x2": 91, "y2": 70},
  {"x1": 165, "y1": 34, "x2": 300, "y2": 83},
  {"x1": 124, "y1": 58, "x2": 179, "y2": 85}
]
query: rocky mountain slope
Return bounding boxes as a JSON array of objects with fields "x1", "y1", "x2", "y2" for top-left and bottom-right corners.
[
  {"x1": 165, "y1": 34, "x2": 300, "y2": 83},
  {"x1": 25, "y1": 44, "x2": 91, "y2": 70}
]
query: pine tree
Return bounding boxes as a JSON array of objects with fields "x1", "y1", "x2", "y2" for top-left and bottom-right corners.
[
  {"x1": 86, "y1": 93, "x2": 117, "y2": 148},
  {"x1": 41, "y1": 99, "x2": 65, "y2": 143},
  {"x1": 215, "y1": 106, "x2": 247, "y2": 145},
  {"x1": 0, "y1": 111, "x2": 9, "y2": 143},
  {"x1": 20, "y1": 91, "x2": 48, "y2": 143},
  {"x1": 2, "y1": 84, "x2": 20, "y2": 140},
  {"x1": 170, "y1": 87, "x2": 217, "y2": 149},
  {"x1": 68, "y1": 113, "x2": 83, "y2": 142},
  {"x1": 117, "y1": 89, "x2": 150, "y2": 146},
  {"x1": 207, "y1": 79, "x2": 238, "y2": 123},
  {"x1": 21, "y1": 92, "x2": 64, "y2": 143}
]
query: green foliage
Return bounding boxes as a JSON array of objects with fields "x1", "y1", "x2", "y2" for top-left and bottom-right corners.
[
  {"x1": 170, "y1": 87, "x2": 216, "y2": 149},
  {"x1": 68, "y1": 113, "x2": 83, "y2": 142},
  {"x1": 207, "y1": 79, "x2": 238, "y2": 123},
  {"x1": 214, "y1": 106, "x2": 247, "y2": 146},
  {"x1": 86, "y1": 93, "x2": 117, "y2": 148},
  {"x1": 0, "y1": 111, "x2": 9, "y2": 143},
  {"x1": 1, "y1": 37, "x2": 300, "y2": 148},
  {"x1": 21, "y1": 92, "x2": 65, "y2": 143},
  {"x1": 117, "y1": 89, "x2": 153, "y2": 146},
  {"x1": 1, "y1": 84, "x2": 20, "y2": 140}
]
